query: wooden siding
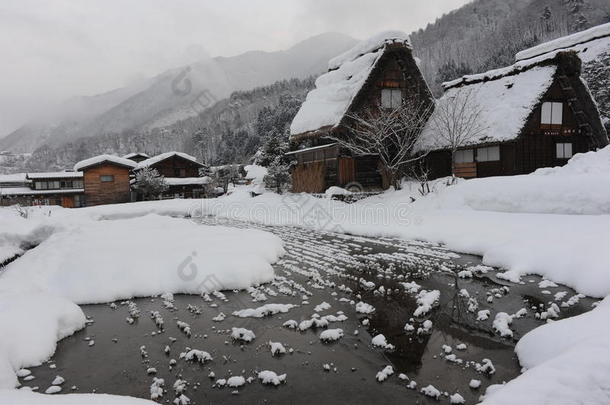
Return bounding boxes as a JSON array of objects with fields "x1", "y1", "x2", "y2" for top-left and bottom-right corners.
[
  {"x1": 292, "y1": 161, "x2": 326, "y2": 193},
  {"x1": 148, "y1": 155, "x2": 201, "y2": 178},
  {"x1": 454, "y1": 162, "x2": 477, "y2": 178},
  {"x1": 338, "y1": 157, "x2": 355, "y2": 185},
  {"x1": 83, "y1": 164, "x2": 131, "y2": 206}
]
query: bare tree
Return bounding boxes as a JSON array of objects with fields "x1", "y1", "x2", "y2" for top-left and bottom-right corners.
[
  {"x1": 329, "y1": 99, "x2": 433, "y2": 190},
  {"x1": 429, "y1": 88, "x2": 487, "y2": 181}
]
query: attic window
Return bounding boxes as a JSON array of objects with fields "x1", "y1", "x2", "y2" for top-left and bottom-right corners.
[
  {"x1": 381, "y1": 88, "x2": 403, "y2": 109},
  {"x1": 541, "y1": 102, "x2": 563, "y2": 126}
]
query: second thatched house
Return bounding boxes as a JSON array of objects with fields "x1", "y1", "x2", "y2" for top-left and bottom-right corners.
[{"x1": 417, "y1": 24, "x2": 609, "y2": 179}]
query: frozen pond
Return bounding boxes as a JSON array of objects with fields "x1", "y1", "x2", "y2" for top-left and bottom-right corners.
[{"x1": 20, "y1": 218, "x2": 596, "y2": 404}]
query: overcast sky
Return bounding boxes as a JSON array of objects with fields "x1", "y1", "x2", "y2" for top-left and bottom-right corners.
[{"x1": 0, "y1": 0, "x2": 470, "y2": 137}]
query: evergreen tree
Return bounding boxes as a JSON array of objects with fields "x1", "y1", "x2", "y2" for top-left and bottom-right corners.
[{"x1": 133, "y1": 167, "x2": 168, "y2": 200}]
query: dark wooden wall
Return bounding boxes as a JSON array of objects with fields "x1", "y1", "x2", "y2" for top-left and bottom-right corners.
[
  {"x1": 83, "y1": 164, "x2": 131, "y2": 206},
  {"x1": 150, "y1": 156, "x2": 201, "y2": 178}
]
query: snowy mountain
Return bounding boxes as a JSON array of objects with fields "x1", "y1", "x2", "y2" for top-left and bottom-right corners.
[{"x1": 0, "y1": 32, "x2": 356, "y2": 154}]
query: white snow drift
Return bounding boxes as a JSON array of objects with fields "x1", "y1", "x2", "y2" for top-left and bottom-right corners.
[{"x1": 0, "y1": 214, "x2": 284, "y2": 304}]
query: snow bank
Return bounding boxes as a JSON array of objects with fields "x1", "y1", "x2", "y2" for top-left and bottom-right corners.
[
  {"x1": 0, "y1": 214, "x2": 284, "y2": 304},
  {"x1": 0, "y1": 390, "x2": 155, "y2": 404},
  {"x1": 481, "y1": 297, "x2": 610, "y2": 405},
  {"x1": 0, "y1": 293, "x2": 86, "y2": 389},
  {"x1": 413, "y1": 146, "x2": 610, "y2": 215}
]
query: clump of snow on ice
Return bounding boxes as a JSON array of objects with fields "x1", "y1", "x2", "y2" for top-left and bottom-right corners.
[
  {"x1": 269, "y1": 341, "x2": 286, "y2": 356},
  {"x1": 417, "y1": 320, "x2": 433, "y2": 334},
  {"x1": 375, "y1": 365, "x2": 394, "y2": 382},
  {"x1": 231, "y1": 327, "x2": 256, "y2": 342},
  {"x1": 314, "y1": 302, "x2": 331, "y2": 312},
  {"x1": 469, "y1": 379, "x2": 481, "y2": 389},
  {"x1": 476, "y1": 358, "x2": 496, "y2": 375},
  {"x1": 413, "y1": 290, "x2": 440, "y2": 317},
  {"x1": 420, "y1": 384, "x2": 441, "y2": 399},
  {"x1": 179, "y1": 349, "x2": 213, "y2": 364},
  {"x1": 226, "y1": 376, "x2": 245, "y2": 388},
  {"x1": 320, "y1": 329, "x2": 344, "y2": 342},
  {"x1": 232, "y1": 303, "x2": 297, "y2": 318},
  {"x1": 258, "y1": 370, "x2": 286, "y2": 386},
  {"x1": 492, "y1": 312, "x2": 515, "y2": 338},
  {"x1": 450, "y1": 393, "x2": 465, "y2": 404},
  {"x1": 150, "y1": 377, "x2": 165, "y2": 400},
  {"x1": 355, "y1": 301, "x2": 375, "y2": 314},
  {"x1": 371, "y1": 334, "x2": 395, "y2": 350},
  {"x1": 477, "y1": 310, "x2": 491, "y2": 321}
]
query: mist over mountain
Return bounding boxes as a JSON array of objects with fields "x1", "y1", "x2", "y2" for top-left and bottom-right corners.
[{"x1": 0, "y1": 32, "x2": 356, "y2": 154}]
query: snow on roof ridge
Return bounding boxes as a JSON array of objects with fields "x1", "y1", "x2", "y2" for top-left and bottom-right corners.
[
  {"x1": 441, "y1": 49, "x2": 575, "y2": 91},
  {"x1": 27, "y1": 171, "x2": 83, "y2": 179},
  {"x1": 328, "y1": 30, "x2": 410, "y2": 71},
  {"x1": 74, "y1": 154, "x2": 138, "y2": 171},
  {"x1": 136, "y1": 151, "x2": 201, "y2": 169},
  {"x1": 516, "y1": 23, "x2": 610, "y2": 62},
  {"x1": 123, "y1": 152, "x2": 150, "y2": 159}
]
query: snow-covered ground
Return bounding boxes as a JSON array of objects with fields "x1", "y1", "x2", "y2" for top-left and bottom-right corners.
[
  {"x1": 0, "y1": 205, "x2": 284, "y2": 398},
  {"x1": 0, "y1": 214, "x2": 283, "y2": 304},
  {"x1": 481, "y1": 296, "x2": 610, "y2": 405}
]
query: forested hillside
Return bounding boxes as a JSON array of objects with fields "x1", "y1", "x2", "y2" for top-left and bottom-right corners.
[
  {"x1": 412, "y1": 0, "x2": 610, "y2": 93},
  {"x1": 24, "y1": 78, "x2": 313, "y2": 171}
]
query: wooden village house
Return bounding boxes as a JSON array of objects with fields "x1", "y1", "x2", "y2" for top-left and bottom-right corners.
[
  {"x1": 288, "y1": 31, "x2": 433, "y2": 193},
  {"x1": 74, "y1": 155, "x2": 137, "y2": 206},
  {"x1": 0, "y1": 171, "x2": 84, "y2": 208},
  {"x1": 134, "y1": 151, "x2": 209, "y2": 199}
]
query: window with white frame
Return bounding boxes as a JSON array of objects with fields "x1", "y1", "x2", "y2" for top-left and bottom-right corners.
[
  {"x1": 541, "y1": 102, "x2": 563, "y2": 125},
  {"x1": 381, "y1": 88, "x2": 403, "y2": 109},
  {"x1": 556, "y1": 143, "x2": 573, "y2": 159},
  {"x1": 476, "y1": 146, "x2": 500, "y2": 162},
  {"x1": 455, "y1": 149, "x2": 474, "y2": 163}
]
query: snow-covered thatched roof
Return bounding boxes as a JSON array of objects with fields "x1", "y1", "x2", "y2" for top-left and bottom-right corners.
[
  {"x1": 136, "y1": 151, "x2": 202, "y2": 169},
  {"x1": 74, "y1": 154, "x2": 138, "y2": 171},
  {"x1": 516, "y1": 22, "x2": 610, "y2": 64},
  {"x1": 290, "y1": 31, "x2": 410, "y2": 138},
  {"x1": 416, "y1": 65, "x2": 557, "y2": 152}
]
